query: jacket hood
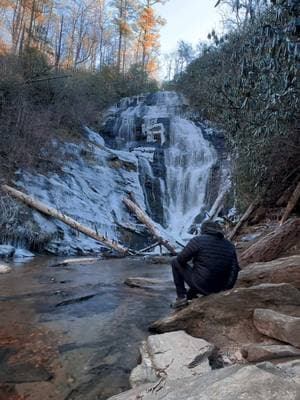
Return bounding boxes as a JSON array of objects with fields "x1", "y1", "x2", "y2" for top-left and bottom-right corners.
[{"x1": 201, "y1": 220, "x2": 224, "y2": 239}]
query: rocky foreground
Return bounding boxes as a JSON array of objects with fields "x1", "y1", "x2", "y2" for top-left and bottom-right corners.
[{"x1": 110, "y1": 255, "x2": 300, "y2": 399}]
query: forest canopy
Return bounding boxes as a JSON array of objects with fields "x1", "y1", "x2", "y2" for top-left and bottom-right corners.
[
  {"x1": 170, "y1": 0, "x2": 299, "y2": 208},
  {"x1": 0, "y1": 0, "x2": 167, "y2": 176}
]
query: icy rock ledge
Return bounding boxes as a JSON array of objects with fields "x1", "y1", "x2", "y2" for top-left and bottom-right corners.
[{"x1": 0, "y1": 245, "x2": 35, "y2": 260}]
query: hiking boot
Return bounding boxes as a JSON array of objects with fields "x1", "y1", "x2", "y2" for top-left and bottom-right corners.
[
  {"x1": 186, "y1": 288, "x2": 198, "y2": 300},
  {"x1": 171, "y1": 297, "x2": 188, "y2": 309}
]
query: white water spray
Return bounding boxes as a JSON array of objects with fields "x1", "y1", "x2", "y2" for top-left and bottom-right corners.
[
  {"x1": 108, "y1": 91, "x2": 218, "y2": 238},
  {"x1": 165, "y1": 117, "x2": 217, "y2": 237}
]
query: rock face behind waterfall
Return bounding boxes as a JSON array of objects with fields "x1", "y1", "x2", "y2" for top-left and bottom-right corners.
[
  {"x1": 101, "y1": 91, "x2": 225, "y2": 238},
  {"x1": 8, "y1": 92, "x2": 225, "y2": 255}
]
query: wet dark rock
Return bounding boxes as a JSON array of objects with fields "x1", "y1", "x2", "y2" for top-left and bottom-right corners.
[
  {"x1": 0, "y1": 349, "x2": 52, "y2": 384},
  {"x1": 55, "y1": 293, "x2": 98, "y2": 307},
  {"x1": 108, "y1": 156, "x2": 137, "y2": 172},
  {"x1": 0, "y1": 364, "x2": 53, "y2": 383}
]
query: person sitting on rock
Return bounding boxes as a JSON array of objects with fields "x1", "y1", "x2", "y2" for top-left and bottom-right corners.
[{"x1": 171, "y1": 220, "x2": 240, "y2": 309}]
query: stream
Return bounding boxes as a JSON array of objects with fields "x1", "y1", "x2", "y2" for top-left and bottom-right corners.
[{"x1": 0, "y1": 256, "x2": 174, "y2": 400}]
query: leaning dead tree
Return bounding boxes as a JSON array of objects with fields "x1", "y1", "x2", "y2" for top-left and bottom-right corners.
[
  {"x1": 2, "y1": 185, "x2": 130, "y2": 255},
  {"x1": 123, "y1": 196, "x2": 177, "y2": 255},
  {"x1": 280, "y1": 181, "x2": 300, "y2": 225},
  {"x1": 240, "y1": 218, "x2": 300, "y2": 267},
  {"x1": 228, "y1": 199, "x2": 259, "y2": 241}
]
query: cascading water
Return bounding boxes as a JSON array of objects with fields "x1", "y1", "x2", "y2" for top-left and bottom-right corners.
[
  {"x1": 103, "y1": 91, "x2": 219, "y2": 239},
  {"x1": 14, "y1": 91, "x2": 224, "y2": 255},
  {"x1": 165, "y1": 117, "x2": 217, "y2": 237}
]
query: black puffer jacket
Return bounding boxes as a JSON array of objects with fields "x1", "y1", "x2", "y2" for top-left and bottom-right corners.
[{"x1": 175, "y1": 229, "x2": 240, "y2": 294}]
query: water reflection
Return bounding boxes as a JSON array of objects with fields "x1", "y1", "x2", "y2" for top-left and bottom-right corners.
[{"x1": 1, "y1": 256, "x2": 174, "y2": 399}]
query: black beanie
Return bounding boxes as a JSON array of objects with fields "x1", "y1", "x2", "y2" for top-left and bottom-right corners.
[{"x1": 201, "y1": 220, "x2": 224, "y2": 237}]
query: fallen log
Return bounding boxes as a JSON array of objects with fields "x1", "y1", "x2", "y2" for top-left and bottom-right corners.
[
  {"x1": 240, "y1": 218, "x2": 300, "y2": 267},
  {"x1": 123, "y1": 196, "x2": 177, "y2": 255},
  {"x1": 135, "y1": 241, "x2": 160, "y2": 255},
  {"x1": 124, "y1": 277, "x2": 173, "y2": 289},
  {"x1": 208, "y1": 186, "x2": 230, "y2": 221},
  {"x1": 280, "y1": 181, "x2": 300, "y2": 225},
  {"x1": 237, "y1": 255, "x2": 300, "y2": 289},
  {"x1": 228, "y1": 199, "x2": 259, "y2": 241},
  {"x1": 2, "y1": 184, "x2": 130, "y2": 255},
  {"x1": 48, "y1": 257, "x2": 101, "y2": 268}
]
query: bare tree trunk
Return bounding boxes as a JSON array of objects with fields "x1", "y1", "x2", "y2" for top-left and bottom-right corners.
[
  {"x1": 12, "y1": 0, "x2": 24, "y2": 54},
  {"x1": 2, "y1": 185, "x2": 130, "y2": 255},
  {"x1": 123, "y1": 196, "x2": 177, "y2": 255},
  {"x1": 27, "y1": 0, "x2": 36, "y2": 48},
  {"x1": 240, "y1": 218, "x2": 300, "y2": 266},
  {"x1": 117, "y1": 0, "x2": 124, "y2": 71},
  {"x1": 55, "y1": 14, "x2": 64, "y2": 71},
  {"x1": 228, "y1": 199, "x2": 259, "y2": 241},
  {"x1": 280, "y1": 181, "x2": 300, "y2": 225},
  {"x1": 18, "y1": 23, "x2": 26, "y2": 54}
]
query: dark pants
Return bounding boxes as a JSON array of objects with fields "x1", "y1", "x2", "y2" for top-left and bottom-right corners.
[{"x1": 171, "y1": 259, "x2": 208, "y2": 298}]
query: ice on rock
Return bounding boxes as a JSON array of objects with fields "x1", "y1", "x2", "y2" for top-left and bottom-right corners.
[
  {"x1": 14, "y1": 91, "x2": 223, "y2": 255},
  {"x1": 16, "y1": 135, "x2": 147, "y2": 255}
]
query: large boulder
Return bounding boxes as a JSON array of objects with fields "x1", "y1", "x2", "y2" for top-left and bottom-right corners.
[
  {"x1": 108, "y1": 363, "x2": 300, "y2": 400},
  {"x1": 237, "y1": 256, "x2": 300, "y2": 289},
  {"x1": 150, "y1": 284, "x2": 300, "y2": 348},
  {"x1": 253, "y1": 309, "x2": 300, "y2": 348},
  {"x1": 241, "y1": 343, "x2": 300, "y2": 362},
  {"x1": 130, "y1": 331, "x2": 215, "y2": 387}
]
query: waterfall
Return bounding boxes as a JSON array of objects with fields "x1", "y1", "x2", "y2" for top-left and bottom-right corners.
[
  {"x1": 102, "y1": 91, "x2": 219, "y2": 239},
  {"x1": 15, "y1": 91, "x2": 223, "y2": 255},
  {"x1": 165, "y1": 117, "x2": 217, "y2": 237}
]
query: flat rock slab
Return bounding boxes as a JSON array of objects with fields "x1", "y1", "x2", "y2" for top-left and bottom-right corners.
[
  {"x1": 238, "y1": 255, "x2": 300, "y2": 289},
  {"x1": 108, "y1": 364, "x2": 300, "y2": 400},
  {"x1": 150, "y1": 283, "x2": 300, "y2": 348},
  {"x1": 253, "y1": 309, "x2": 300, "y2": 348},
  {"x1": 276, "y1": 359, "x2": 300, "y2": 385},
  {"x1": 241, "y1": 343, "x2": 300, "y2": 362},
  {"x1": 125, "y1": 277, "x2": 173, "y2": 289},
  {"x1": 130, "y1": 331, "x2": 215, "y2": 387}
]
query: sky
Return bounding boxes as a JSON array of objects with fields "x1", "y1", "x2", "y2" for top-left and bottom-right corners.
[{"x1": 156, "y1": 0, "x2": 223, "y2": 54}]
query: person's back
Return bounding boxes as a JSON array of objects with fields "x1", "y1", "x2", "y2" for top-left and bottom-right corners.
[{"x1": 171, "y1": 220, "x2": 240, "y2": 308}]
